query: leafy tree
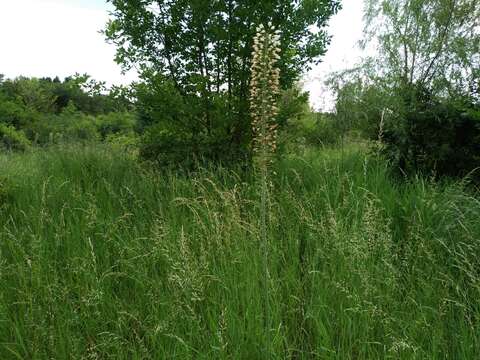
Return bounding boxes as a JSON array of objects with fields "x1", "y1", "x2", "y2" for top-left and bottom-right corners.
[
  {"x1": 363, "y1": 0, "x2": 480, "y2": 98},
  {"x1": 334, "y1": 0, "x2": 480, "y2": 179},
  {"x1": 327, "y1": 62, "x2": 407, "y2": 141},
  {"x1": 45, "y1": 74, "x2": 134, "y2": 115},
  {"x1": 1, "y1": 77, "x2": 57, "y2": 114},
  {"x1": 104, "y1": 0, "x2": 341, "y2": 162}
]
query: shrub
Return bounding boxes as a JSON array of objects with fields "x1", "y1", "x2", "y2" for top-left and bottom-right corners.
[
  {"x1": 305, "y1": 113, "x2": 344, "y2": 147},
  {"x1": 280, "y1": 112, "x2": 344, "y2": 153},
  {"x1": 329, "y1": 72, "x2": 406, "y2": 142},
  {"x1": 139, "y1": 122, "x2": 240, "y2": 168},
  {"x1": 382, "y1": 98, "x2": 480, "y2": 180},
  {"x1": 106, "y1": 132, "x2": 139, "y2": 155},
  {"x1": 64, "y1": 117, "x2": 100, "y2": 143},
  {"x1": 95, "y1": 112, "x2": 137, "y2": 139},
  {"x1": 0, "y1": 99, "x2": 30, "y2": 127},
  {"x1": 0, "y1": 123, "x2": 31, "y2": 151},
  {"x1": 137, "y1": 72, "x2": 312, "y2": 167},
  {"x1": 26, "y1": 114, "x2": 100, "y2": 145},
  {"x1": 276, "y1": 87, "x2": 309, "y2": 128},
  {"x1": 137, "y1": 78, "x2": 251, "y2": 167}
]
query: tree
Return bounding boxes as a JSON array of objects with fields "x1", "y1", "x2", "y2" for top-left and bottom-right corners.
[
  {"x1": 38, "y1": 74, "x2": 134, "y2": 115},
  {"x1": 104, "y1": 0, "x2": 341, "y2": 162},
  {"x1": 363, "y1": 0, "x2": 480, "y2": 98},
  {"x1": 2, "y1": 77, "x2": 57, "y2": 114},
  {"x1": 331, "y1": 0, "x2": 480, "y2": 139},
  {"x1": 340, "y1": 0, "x2": 480, "y2": 179}
]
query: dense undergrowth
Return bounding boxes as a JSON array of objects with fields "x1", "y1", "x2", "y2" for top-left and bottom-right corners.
[{"x1": 0, "y1": 144, "x2": 479, "y2": 359}]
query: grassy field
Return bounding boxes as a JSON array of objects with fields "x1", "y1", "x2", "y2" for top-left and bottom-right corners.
[{"x1": 0, "y1": 144, "x2": 479, "y2": 359}]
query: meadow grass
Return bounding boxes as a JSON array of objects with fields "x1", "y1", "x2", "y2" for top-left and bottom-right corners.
[{"x1": 0, "y1": 144, "x2": 479, "y2": 359}]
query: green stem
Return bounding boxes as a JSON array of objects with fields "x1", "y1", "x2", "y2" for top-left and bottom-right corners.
[
  {"x1": 261, "y1": 159, "x2": 269, "y2": 355},
  {"x1": 260, "y1": 35, "x2": 271, "y2": 357}
]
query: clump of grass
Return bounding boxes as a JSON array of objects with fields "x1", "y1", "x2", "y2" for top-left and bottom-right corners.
[{"x1": 0, "y1": 176, "x2": 11, "y2": 208}]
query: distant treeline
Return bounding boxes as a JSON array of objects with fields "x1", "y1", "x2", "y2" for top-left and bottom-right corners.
[{"x1": 0, "y1": 74, "x2": 137, "y2": 151}]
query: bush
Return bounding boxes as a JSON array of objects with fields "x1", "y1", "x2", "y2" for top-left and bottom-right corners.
[
  {"x1": 25, "y1": 103, "x2": 102, "y2": 145},
  {"x1": 95, "y1": 112, "x2": 137, "y2": 139},
  {"x1": 382, "y1": 98, "x2": 480, "y2": 180},
  {"x1": 280, "y1": 112, "x2": 344, "y2": 153},
  {"x1": 0, "y1": 123, "x2": 31, "y2": 151},
  {"x1": 276, "y1": 88, "x2": 310, "y2": 128},
  {"x1": 64, "y1": 117, "x2": 100, "y2": 143},
  {"x1": 0, "y1": 99, "x2": 30, "y2": 127},
  {"x1": 305, "y1": 113, "x2": 345, "y2": 147},
  {"x1": 106, "y1": 132, "x2": 139, "y2": 155},
  {"x1": 139, "y1": 122, "x2": 242, "y2": 168},
  {"x1": 22, "y1": 110, "x2": 137, "y2": 147},
  {"x1": 136, "y1": 78, "x2": 250, "y2": 167}
]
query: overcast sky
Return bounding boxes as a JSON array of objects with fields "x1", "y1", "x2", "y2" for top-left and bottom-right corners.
[
  {"x1": 0, "y1": 0, "x2": 366, "y2": 111},
  {"x1": 305, "y1": 0, "x2": 366, "y2": 110}
]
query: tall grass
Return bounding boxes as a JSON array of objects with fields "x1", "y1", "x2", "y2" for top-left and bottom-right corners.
[{"x1": 0, "y1": 144, "x2": 479, "y2": 359}]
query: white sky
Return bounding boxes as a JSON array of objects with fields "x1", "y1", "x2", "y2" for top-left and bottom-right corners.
[
  {"x1": 0, "y1": 0, "x2": 366, "y2": 111},
  {"x1": 305, "y1": 0, "x2": 366, "y2": 110},
  {"x1": 0, "y1": 0, "x2": 138, "y2": 85}
]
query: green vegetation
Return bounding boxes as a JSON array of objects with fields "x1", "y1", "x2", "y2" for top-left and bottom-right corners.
[
  {"x1": 0, "y1": 74, "x2": 135, "y2": 148},
  {"x1": 0, "y1": 123, "x2": 31, "y2": 152},
  {"x1": 330, "y1": 0, "x2": 480, "y2": 180},
  {"x1": 105, "y1": 0, "x2": 341, "y2": 162},
  {"x1": 1, "y1": 0, "x2": 480, "y2": 358},
  {"x1": 0, "y1": 144, "x2": 479, "y2": 358}
]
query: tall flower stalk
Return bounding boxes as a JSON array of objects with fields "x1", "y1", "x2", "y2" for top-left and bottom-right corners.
[
  {"x1": 250, "y1": 23, "x2": 281, "y2": 164},
  {"x1": 249, "y1": 22, "x2": 281, "y2": 355}
]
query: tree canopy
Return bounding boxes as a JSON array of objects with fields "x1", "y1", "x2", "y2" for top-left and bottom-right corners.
[
  {"x1": 363, "y1": 0, "x2": 480, "y2": 96},
  {"x1": 105, "y1": 0, "x2": 341, "y2": 161}
]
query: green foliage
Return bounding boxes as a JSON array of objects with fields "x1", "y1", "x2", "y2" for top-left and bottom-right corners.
[
  {"x1": 25, "y1": 107, "x2": 98, "y2": 145},
  {"x1": 139, "y1": 121, "x2": 239, "y2": 168},
  {"x1": 105, "y1": 0, "x2": 341, "y2": 162},
  {"x1": 0, "y1": 74, "x2": 134, "y2": 119},
  {"x1": 363, "y1": 0, "x2": 480, "y2": 94},
  {"x1": 331, "y1": 0, "x2": 480, "y2": 181},
  {"x1": 306, "y1": 112, "x2": 345, "y2": 146},
  {"x1": 95, "y1": 112, "x2": 137, "y2": 139},
  {"x1": 334, "y1": 78, "x2": 386, "y2": 139},
  {"x1": 327, "y1": 63, "x2": 407, "y2": 141},
  {"x1": 42, "y1": 74, "x2": 134, "y2": 115},
  {"x1": 0, "y1": 123, "x2": 31, "y2": 151},
  {"x1": 139, "y1": 123, "x2": 192, "y2": 166},
  {"x1": 0, "y1": 176, "x2": 13, "y2": 210},
  {"x1": 276, "y1": 87, "x2": 310, "y2": 128},
  {"x1": 1, "y1": 77, "x2": 57, "y2": 113},
  {"x1": 0, "y1": 93, "x2": 41, "y2": 129},
  {"x1": 0, "y1": 75, "x2": 137, "y2": 147},
  {"x1": 64, "y1": 117, "x2": 100, "y2": 143},
  {"x1": 106, "y1": 132, "x2": 139, "y2": 156},
  {"x1": 136, "y1": 76, "x2": 242, "y2": 166},
  {"x1": 329, "y1": 52, "x2": 480, "y2": 180},
  {"x1": 382, "y1": 95, "x2": 480, "y2": 179},
  {"x1": 1, "y1": 145, "x2": 479, "y2": 358},
  {"x1": 280, "y1": 111, "x2": 344, "y2": 152}
]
